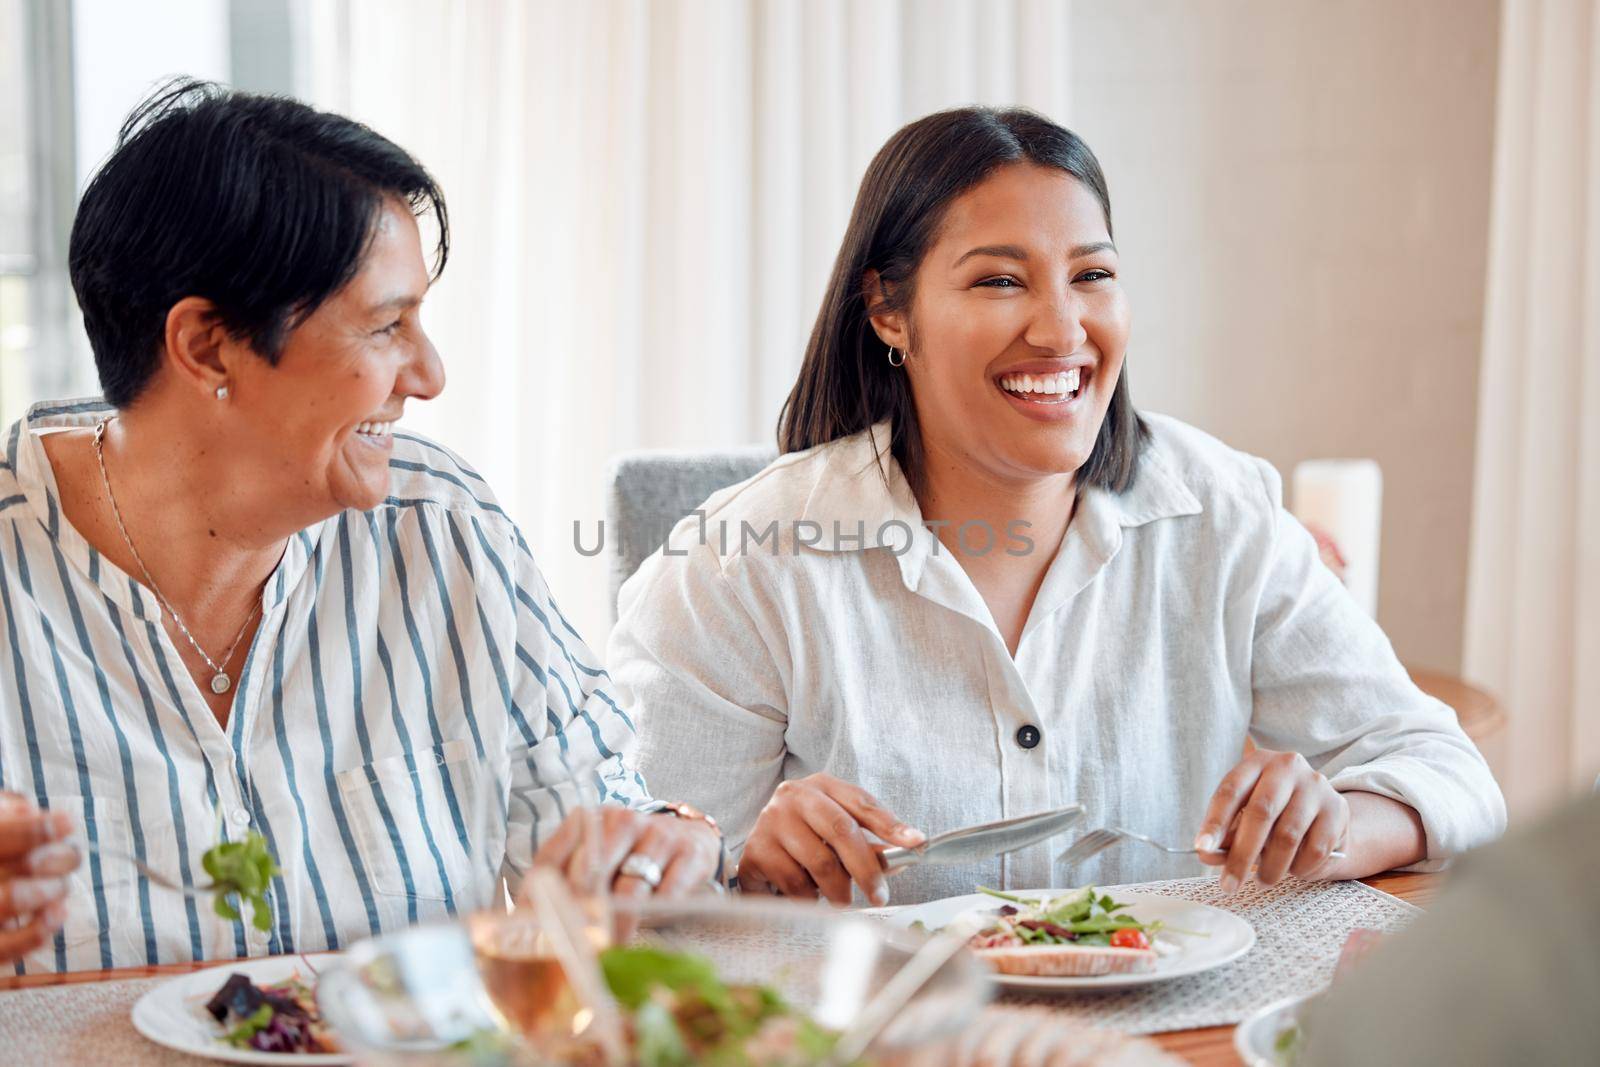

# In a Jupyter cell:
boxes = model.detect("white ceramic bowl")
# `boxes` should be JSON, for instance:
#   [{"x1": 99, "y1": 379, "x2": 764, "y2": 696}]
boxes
[{"x1": 1233, "y1": 991, "x2": 1319, "y2": 1067}]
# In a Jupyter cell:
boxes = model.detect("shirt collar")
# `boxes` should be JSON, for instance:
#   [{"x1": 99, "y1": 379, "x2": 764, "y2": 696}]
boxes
[
  {"x1": 796, "y1": 423, "x2": 923, "y2": 553},
  {"x1": 796, "y1": 420, "x2": 1203, "y2": 548},
  {"x1": 794, "y1": 419, "x2": 1203, "y2": 631},
  {"x1": 1023, "y1": 440, "x2": 1202, "y2": 635},
  {"x1": 9, "y1": 396, "x2": 320, "y2": 615}
]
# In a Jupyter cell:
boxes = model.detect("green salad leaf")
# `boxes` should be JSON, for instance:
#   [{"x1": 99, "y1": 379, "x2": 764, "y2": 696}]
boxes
[
  {"x1": 974, "y1": 885, "x2": 1190, "y2": 945},
  {"x1": 598, "y1": 946, "x2": 848, "y2": 1067},
  {"x1": 202, "y1": 829, "x2": 281, "y2": 932},
  {"x1": 600, "y1": 945, "x2": 730, "y2": 1012},
  {"x1": 223, "y1": 1003, "x2": 274, "y2": 1047},
  {"x1": 1274, "y1": 1023, "x2": 1303, "y2": 1065}
]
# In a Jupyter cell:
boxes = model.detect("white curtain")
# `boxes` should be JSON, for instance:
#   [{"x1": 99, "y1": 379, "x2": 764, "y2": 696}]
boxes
[
  {"x1": 1464, "y1": 0, "x2": 1600, "y2": 817},
  {"x1": 304, "y1": 0, "x2": 1071, "y2": 642}
]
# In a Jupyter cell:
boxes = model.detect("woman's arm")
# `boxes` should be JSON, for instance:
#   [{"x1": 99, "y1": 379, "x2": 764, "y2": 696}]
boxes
[
  {"x1": 606, "y1": 534, "x2": 791, "y2": 860},
  {"x1": 1199, "y1": 461, "x2": 1505, "y2": 888},
  {"x1": 608, "y1": 540, "x2": 923, "y2": 905},
  {"x1": 1195, "y1": 751, "x2": 1430, "y2": 890},
  {"x1": 1332, "y1": 789, "x2": 1427, "y2": 876},
  {"x1": 499, "y1": 527, "x2": 718, "y2": 901}
]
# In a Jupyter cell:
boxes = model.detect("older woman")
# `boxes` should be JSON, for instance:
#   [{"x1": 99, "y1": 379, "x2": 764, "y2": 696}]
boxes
[
  {"x1": 610, "y1": 107, "x2": 1505, "y2": 907},
  {"x1": 0, "y1": 82, "x2": 718, "y2": 973}
]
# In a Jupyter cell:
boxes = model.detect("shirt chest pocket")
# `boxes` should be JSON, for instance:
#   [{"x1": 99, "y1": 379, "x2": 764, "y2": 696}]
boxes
[
  {"x1": 335, "y1": 739, "x2": 481, "y2": 903},
  {"x1": 51, "y1": 795, "x2": 139, "y2": 948}
]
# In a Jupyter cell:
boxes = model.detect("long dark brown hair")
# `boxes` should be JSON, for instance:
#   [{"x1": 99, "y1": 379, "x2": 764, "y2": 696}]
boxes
[{"x1": 777, "y1": 106, "x2": 1146, "y2": 494}]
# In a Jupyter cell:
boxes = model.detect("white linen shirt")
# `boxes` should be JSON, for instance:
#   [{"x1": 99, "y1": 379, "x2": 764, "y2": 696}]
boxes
[
  {"x1": 610, "y1": 416, "x2": 1506, "y2": 905},
  {"x1": 0, "y1": 399, "x2": 650, "y2": 974}
]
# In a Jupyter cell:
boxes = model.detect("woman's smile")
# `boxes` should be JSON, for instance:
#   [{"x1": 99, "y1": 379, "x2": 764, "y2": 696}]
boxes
[
  {"x1": 350, "y1": 417, "x2": 398, "y2": 450},
  {"x1": 994, "y1": 360, "x2": 1095, "y2": 422}
]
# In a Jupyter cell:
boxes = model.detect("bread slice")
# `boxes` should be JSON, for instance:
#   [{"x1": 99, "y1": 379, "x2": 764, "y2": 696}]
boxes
[{"x1": 976, "y1": 944, "x2": 1157, "y2": 977}]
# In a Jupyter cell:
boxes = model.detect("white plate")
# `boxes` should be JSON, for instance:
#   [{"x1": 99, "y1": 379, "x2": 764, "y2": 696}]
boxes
[
  {"x1": 885, "y1": 888, "x2": 1255, "y2": 991},
  {"x1": 131, "y1": 954, "x2": 350, "y2": 1065}
]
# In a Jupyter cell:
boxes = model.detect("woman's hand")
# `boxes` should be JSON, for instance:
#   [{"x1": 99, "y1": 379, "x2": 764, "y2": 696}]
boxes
[
  {"x1": 0, "y1": 793, "x2": 79, "y2": 962},
  {"x1": 532, "y1": 805, "x2": 722, "y2": 907},
  {"x1": 1194, "y1": 749, "x2": 1350, "y2": 892},
  {"x1": 736, "y1": 774, "x2": 924, "y2": 907}
]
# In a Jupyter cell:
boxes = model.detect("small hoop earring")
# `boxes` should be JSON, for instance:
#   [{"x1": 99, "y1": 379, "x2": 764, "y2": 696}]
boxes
[
  {"x1": 887, "y1": 345, "x2": 905, "y2": 367},
  {"x1": 215, "y1": 384, "x2": 230, "y2": 400}
]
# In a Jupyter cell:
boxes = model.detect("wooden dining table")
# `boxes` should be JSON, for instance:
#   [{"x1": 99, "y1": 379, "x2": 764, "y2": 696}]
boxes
[{"x1": 1, "y1": 870, "x2": 1439, "y2": 1066}]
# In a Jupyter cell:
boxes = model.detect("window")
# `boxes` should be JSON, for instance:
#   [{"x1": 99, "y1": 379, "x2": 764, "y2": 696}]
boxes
[
  {"x1": 0, "y1": 0, "x2": 35, "y2": 427},
  {"x1": 2, "y1": 0, "x2": 93, "y2": 426},
  {"x1": 0, "y1": 0, "x2": 292, "y2": 425}
]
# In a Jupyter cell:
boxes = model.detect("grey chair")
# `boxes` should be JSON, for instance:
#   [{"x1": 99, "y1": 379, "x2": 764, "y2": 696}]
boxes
[{"x1": 604, "y1": 445, "x2": 776, "y2": 620}]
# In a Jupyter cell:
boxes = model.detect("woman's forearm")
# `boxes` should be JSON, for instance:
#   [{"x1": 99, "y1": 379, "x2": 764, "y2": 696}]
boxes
[{"x1": 1325, "y1": 790, "x2": 1428, "y2": 879}]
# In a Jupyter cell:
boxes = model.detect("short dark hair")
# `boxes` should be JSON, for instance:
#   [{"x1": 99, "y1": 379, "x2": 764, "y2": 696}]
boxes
[
  {"x1": 777, "y1": 106, "x2": 1146, "y2": 494},
  {"x1": 69, "y1": 79, "x2": 449, "y2": 408}
]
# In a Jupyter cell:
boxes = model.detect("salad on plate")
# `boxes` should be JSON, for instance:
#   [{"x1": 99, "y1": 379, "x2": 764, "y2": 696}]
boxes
[
  {"x1": 205, "y1": 968, "x2": 340, "y2": 1055},
  {"x1": 932, "y1": 886, "x2": 1186, "y2": 977}
]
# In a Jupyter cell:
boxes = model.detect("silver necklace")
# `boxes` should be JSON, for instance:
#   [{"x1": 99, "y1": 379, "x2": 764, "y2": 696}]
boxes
[{"x1": 93, "y1": 419, "x2": 259, "y2": 696}]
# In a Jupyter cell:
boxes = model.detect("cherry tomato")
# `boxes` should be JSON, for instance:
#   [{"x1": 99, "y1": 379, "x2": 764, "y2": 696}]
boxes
[{"x1": 1110, "y1": 928, "x2": 1150, "y2": 950}]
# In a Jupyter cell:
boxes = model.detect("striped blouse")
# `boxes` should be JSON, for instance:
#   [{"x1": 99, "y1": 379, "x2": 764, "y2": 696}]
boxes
[{"x1": 0, "y1": 399, "x2": 651, "y2": 974}]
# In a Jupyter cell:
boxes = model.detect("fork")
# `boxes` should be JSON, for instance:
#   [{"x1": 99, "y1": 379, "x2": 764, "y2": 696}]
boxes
[
  {"x1": 1055, "y1": 826, "x2": 1346, "y2": 870},
  {"x1": 67, "y1": 835, "x2": 217, "y2": 899}
]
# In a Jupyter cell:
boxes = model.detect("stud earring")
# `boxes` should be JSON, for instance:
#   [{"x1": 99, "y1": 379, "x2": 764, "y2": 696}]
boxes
[
  {"x1": 215, "y1": 384, "x2": 230, "y2": 400},
  {"x1": 887, "y1": 345, "x2": 905, "y2": 367}
]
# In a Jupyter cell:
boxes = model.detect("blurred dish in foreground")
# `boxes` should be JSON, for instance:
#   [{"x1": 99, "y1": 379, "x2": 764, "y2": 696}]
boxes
[
  {"x1": 317, "y1": 895, "x2": 991, "y2": 1065},
  {"x1": 884, "y1": 1004, "x2": 1185, "y2": 1067}
]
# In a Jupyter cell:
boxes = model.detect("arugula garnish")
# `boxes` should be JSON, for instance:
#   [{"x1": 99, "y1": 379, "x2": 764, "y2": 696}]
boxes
[
  {"x1": 201, "y1": 829, "x2": 280, "y2": 932},
  {"x1": 974, "y1": 885, "x2": 1195, "y2": 945}
]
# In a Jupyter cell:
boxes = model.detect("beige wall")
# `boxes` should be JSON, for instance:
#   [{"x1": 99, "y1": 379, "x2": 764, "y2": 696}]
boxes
[{"x1": 1067, "y1": 0, "x2": 1500, "y2": 673}]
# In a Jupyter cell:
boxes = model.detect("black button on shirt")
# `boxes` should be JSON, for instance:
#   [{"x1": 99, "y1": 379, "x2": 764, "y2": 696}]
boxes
[{"x1": 1015, "y1": 724, "x2": 1042, "y2": 749}]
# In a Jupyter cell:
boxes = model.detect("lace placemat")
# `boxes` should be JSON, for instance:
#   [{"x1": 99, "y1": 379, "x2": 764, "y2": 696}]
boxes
[
  {"x1": 985, "y1": 876, "x2": 1422, "y2": 1034},
  {"x1": 0, "y1": 976, "x2": 213, "y2": 1066},
  {"x1": 0, "y1": 876, "x2": 1419, "y2": 1063}
]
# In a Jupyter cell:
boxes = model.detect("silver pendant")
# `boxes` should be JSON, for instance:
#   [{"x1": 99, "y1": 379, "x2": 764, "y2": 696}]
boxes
[{"x1": 210, "y1": 673, "x2": 232, "y2": 695}]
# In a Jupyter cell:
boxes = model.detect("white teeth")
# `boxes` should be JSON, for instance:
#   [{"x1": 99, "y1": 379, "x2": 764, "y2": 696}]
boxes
[
  {"x1": 355, "y1": 421, "x2": 394, "y2": 437},
  {"x1": 999, "y1": 369, "x2": 1083, "y2": 397}
]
